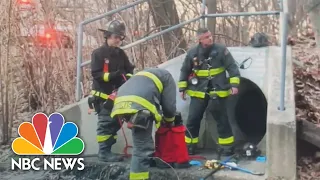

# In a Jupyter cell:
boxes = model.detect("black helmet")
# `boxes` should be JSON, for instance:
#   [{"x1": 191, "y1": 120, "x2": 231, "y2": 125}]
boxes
[
  {"x1": 241, "y1": 142, "x2": 261, "y2": 158},
  {"x1": 99, "y1": 20, "x2": 126, "y2": 39},
  {"x1": 249, "y1": 32, "x2": 269, "y2": 47}
]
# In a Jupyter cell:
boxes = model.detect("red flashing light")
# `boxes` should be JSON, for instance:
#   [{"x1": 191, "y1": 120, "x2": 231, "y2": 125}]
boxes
[
  {"x1": 45, "y1": 33, "x2": 52, "y2": 39},
  {"x1": 18, "y1": 0, "x2": 31, "y2": 4}
]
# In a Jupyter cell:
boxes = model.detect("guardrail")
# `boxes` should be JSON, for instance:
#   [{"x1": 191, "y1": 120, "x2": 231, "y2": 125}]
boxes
[{"x1": 75, "y1": 0, "x2": 288, "y2": 112}]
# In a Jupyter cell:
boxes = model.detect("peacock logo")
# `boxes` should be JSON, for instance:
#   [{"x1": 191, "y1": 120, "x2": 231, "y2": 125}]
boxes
[{"x1": 12, "y1": 112, "x2": 85, "y2": 155}]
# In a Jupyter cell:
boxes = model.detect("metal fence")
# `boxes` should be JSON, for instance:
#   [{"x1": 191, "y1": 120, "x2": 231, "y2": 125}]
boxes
[{"x1": 75, "y1": 0, "x2": 288, "y2": 111}]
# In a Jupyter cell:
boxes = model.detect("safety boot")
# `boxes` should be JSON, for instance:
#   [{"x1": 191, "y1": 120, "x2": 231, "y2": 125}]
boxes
[
  {"x1": 217, "y1": 145, "x2": 234, "y2": 160},
  {"x1": 98, "y1": 142, "x2": 124, "y2": 162},
  {"x1": 187, "y1": 144, "x2": 196, "y2": 155}
]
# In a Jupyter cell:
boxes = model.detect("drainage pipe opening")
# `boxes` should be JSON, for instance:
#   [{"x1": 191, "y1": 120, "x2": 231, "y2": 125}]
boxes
[{"x1": 234, "y1": 78, "x2": 267, "y2": 144}]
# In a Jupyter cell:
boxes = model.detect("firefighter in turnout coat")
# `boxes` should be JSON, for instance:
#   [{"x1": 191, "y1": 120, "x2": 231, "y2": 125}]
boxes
[
  {"x1": 90, "y1": 20, "x2": 134, "y2": 162},
  {"x1": 111, "y1": 68, "x2": 177, "y2": 180},
  {"x1": 178, "y1": 28, "x2": 240, "y2": 156}
]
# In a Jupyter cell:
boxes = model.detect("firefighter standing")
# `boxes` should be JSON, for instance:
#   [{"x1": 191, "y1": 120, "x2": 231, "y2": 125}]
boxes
[
  {"x1": 111, "y1": 68, "x2": 177, "y2": 180},
  {"x1": 178, "y1": 28, "x2": 240, "y2": 156},
  {"x1": 90, "y1": 20, "x2": 134, "y2": 162}
]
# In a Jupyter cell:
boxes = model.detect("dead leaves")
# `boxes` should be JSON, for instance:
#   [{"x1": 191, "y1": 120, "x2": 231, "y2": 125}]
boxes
[
  {"x1": 293, "y1": 35, "x2": 320, "y2": 180},
  {"x1": 293, "y1": 42, "x2": 320, "y2": 124}
]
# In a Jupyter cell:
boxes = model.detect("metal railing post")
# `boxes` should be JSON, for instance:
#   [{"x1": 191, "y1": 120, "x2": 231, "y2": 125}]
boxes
[
  {"x1": 75, "y1": 24, "x2": 84, "y2": 101},
  {"x1": 75, "y1": 0, "x2": 148, "y2": 101},
  {"x1": 278, "y1": 12, "x2": 289, "y2": 111},
  {"x1": 200, "y1": 0, "x2": 206, "y2": 28}
]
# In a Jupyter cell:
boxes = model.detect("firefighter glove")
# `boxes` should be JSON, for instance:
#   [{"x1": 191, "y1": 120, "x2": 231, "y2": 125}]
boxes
[{"x1": 109, "y1": 70, "x2": 123, "y2": 80}]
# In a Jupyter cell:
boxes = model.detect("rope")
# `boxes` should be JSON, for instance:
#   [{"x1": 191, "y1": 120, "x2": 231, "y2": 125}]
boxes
[{"x1": 117, "y1": 117, "x2": 133, "y2": 157}]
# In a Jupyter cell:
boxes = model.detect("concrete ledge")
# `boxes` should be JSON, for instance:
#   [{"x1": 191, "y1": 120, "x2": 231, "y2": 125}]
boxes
[{"x1": 266, "y1": 46, "x2": 297, "y2": 180}]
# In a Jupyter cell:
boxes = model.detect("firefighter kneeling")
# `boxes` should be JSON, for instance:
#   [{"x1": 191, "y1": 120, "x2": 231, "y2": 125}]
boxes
[{"x1": 111, "y1": 68, "x2": 189, "y2": 180}]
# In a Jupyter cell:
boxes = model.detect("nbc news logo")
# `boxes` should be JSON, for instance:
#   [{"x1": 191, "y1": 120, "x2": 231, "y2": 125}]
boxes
[{"x1": 11, "y1": 113, "x2": 85, "y2": 171}]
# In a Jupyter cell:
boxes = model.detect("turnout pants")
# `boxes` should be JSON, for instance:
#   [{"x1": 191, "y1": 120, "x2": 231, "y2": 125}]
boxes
[
  {"x1": 96, "y1": 102, "x2": 121, "y2": 147},
  {"x1": 126, "y1": 113, "x2": 154, "y2": 180},
  {"x1": 185, "y1": 96, "x2": 234, "y2": 147}
]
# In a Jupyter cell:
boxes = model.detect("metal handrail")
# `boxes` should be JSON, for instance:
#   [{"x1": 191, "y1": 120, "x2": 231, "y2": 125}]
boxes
[{"x1": 75, "y1": 0, "x2": 288, "y2": 112}]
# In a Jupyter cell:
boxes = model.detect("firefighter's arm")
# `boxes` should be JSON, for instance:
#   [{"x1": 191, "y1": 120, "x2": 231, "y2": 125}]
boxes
[
  {"x1": 178, "y1": 53, "x2": 193, "y2": 92},
  {"x1": 223, "y1": 47, "x2": 241, "y2": 87},
  {"x1": 91, "y1": 50, "x2": 107, "y2": 82},
  {"x1": 122, "y1": 50, "x2": 134, "y2": 78},
  {"x1": 91, "y1": 50, "x2": 121, "y2": 82},
  {"x1": 161, "y1": 73, "x2": 177, "y2": 123}
]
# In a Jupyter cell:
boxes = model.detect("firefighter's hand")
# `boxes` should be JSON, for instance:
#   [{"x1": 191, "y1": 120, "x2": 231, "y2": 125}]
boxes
[
  {"x1": 180, "y1": 91, "x2": 187, "y2": 100},
  {"x1": 109, "y1": 70, "x2": 123, "y2": 80},
  {"x1": 231, "y1": 87, "x2": 239, "y2": 95}
]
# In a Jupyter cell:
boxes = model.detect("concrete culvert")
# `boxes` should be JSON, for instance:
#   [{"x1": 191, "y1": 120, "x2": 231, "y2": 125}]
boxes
[{"x1": 234, "y1": 78, "x2": 267, "y2": 144}]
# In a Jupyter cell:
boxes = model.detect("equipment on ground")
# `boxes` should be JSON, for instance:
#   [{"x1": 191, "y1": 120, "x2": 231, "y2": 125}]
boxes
[
  {"x1": 154, "y1": 112, "x2": 190, "y2": 169},
  {"x1": 240, "y1": 142, "x2": 261, "y2": 159},
  {"x1": 201, "y1": 154, "x2": 238, "y2": 180},
  {"x1": 218, "y1": 161, "x2": 265, "y2": 176}
]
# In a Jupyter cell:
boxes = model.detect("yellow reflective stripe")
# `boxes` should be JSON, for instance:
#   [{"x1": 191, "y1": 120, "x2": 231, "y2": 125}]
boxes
[
  {"x1": 129, "y1": 172, "x2": 149, "y2": 180},
  {"x1": 111, "y1": 109, "x2": 139, "y2": 118},
  {"x1": 218, "y1": 136, "x2": 235, "y2": 145},
  {"x1": 209, "y1": 90, "x2": 231, "y2": 97},
  {"x1": 112, "y1": 95, "x2": 162, "y2": 122},
  {"x1": 114, "y1": 135, "x2": 117, "y2": 139},
  {"x1": 91, "y1": 90, "x2": 109, "y2": 99},
  {"x1": 230, "y1": 77, "x2": 240, "y2": 84},
  {"x1": 96, "y1": 135, "x2": 112, "y2": 142},
  {"x1": 185, "y1": 136, "x2": 199, "y2": 144},
  {"x1": 186, "y1": 90, "x2": 206, "y2": 98},
  {"x1": 178, "y1": 81, "x2": 187, "y2": 88},
  {"x1": 135, "y1": 71, "x2": 163, "y2": 93},
  {"x1": 195, "y1": 67, "x2": 225, "y2": 77},
  {"x1": 155, "y1": 122, "x2": 160, "y2": 129},
  {"x1": 103, "y1": 73, "x2": 110, "y2": 82},
  {"x1": 126, "y1": 73, "x2": 133, "y2": 77},
  {"x1": 164, "y1": 116, "x2": 175, "y2": 122}
]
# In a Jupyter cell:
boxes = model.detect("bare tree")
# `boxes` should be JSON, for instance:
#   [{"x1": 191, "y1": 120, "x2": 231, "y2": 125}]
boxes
[
  {"x1": 305, "y1": 0, "x2": 320, "y2": 47},
  {"x1": 148, "y1": 0, "x2": 187, "y2": 59}
]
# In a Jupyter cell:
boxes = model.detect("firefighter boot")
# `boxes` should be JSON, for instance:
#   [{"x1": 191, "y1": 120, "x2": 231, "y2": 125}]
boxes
[
  {"x1": 187, "y1": 144, "x2": 197, "y2": 155},
  {"x1": 217, "y1": 145, "x2": 234, "y2": 160},
  {"x1": 98, "y1": 140, "x2": 124, "y2": 162}
]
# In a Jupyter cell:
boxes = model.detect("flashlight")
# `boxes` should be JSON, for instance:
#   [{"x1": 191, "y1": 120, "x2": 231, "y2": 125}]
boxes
[{"x1": 190, "y1": 77, "x2": 198, "y2": 85}]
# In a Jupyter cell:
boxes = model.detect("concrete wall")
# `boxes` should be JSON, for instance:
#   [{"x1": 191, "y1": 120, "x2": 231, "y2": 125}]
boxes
[
  {"x1": 266, "y1": 47, "x2": 297, "y2": 180},
  {"x1": 57, "y1": 46, "x2": 296, "y2": 179}
]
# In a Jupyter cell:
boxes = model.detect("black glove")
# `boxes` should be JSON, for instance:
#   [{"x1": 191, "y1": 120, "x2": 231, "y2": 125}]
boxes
[
  {"x1": 109, "y1": 70, "x2": 123, "y2": 81},
  {"x1": 174, "y1": 112, "x2": 183, "y2": 126}
]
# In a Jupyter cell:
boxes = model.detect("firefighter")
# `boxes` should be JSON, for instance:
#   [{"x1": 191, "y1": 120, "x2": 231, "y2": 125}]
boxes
[
  {"x1": 110, "y1": 67, "x2": 177, "y2": 180},
  {"x1": 90, "y1": 19, "x2": 134, "y2": 162},
  {"x1": 178, "y1": 28, "x2": 240, "y2": 156}
]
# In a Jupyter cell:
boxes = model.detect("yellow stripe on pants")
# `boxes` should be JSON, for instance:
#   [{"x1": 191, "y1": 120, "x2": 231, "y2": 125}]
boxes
[{"x1": 129, "y1": 172, "x2": 149, "y2": 180}]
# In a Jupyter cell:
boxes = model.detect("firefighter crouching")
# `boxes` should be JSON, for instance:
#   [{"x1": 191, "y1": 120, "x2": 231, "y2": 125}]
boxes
[
  {"x1": 178, "y1": 28, "x2": 240, "y2": 156},
  {"x1": 89, "y1": 20, "x2": 134, "y2": 162},
  {"x1": 110, "y1": 68, "x2": 177, "y2": 180}
]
